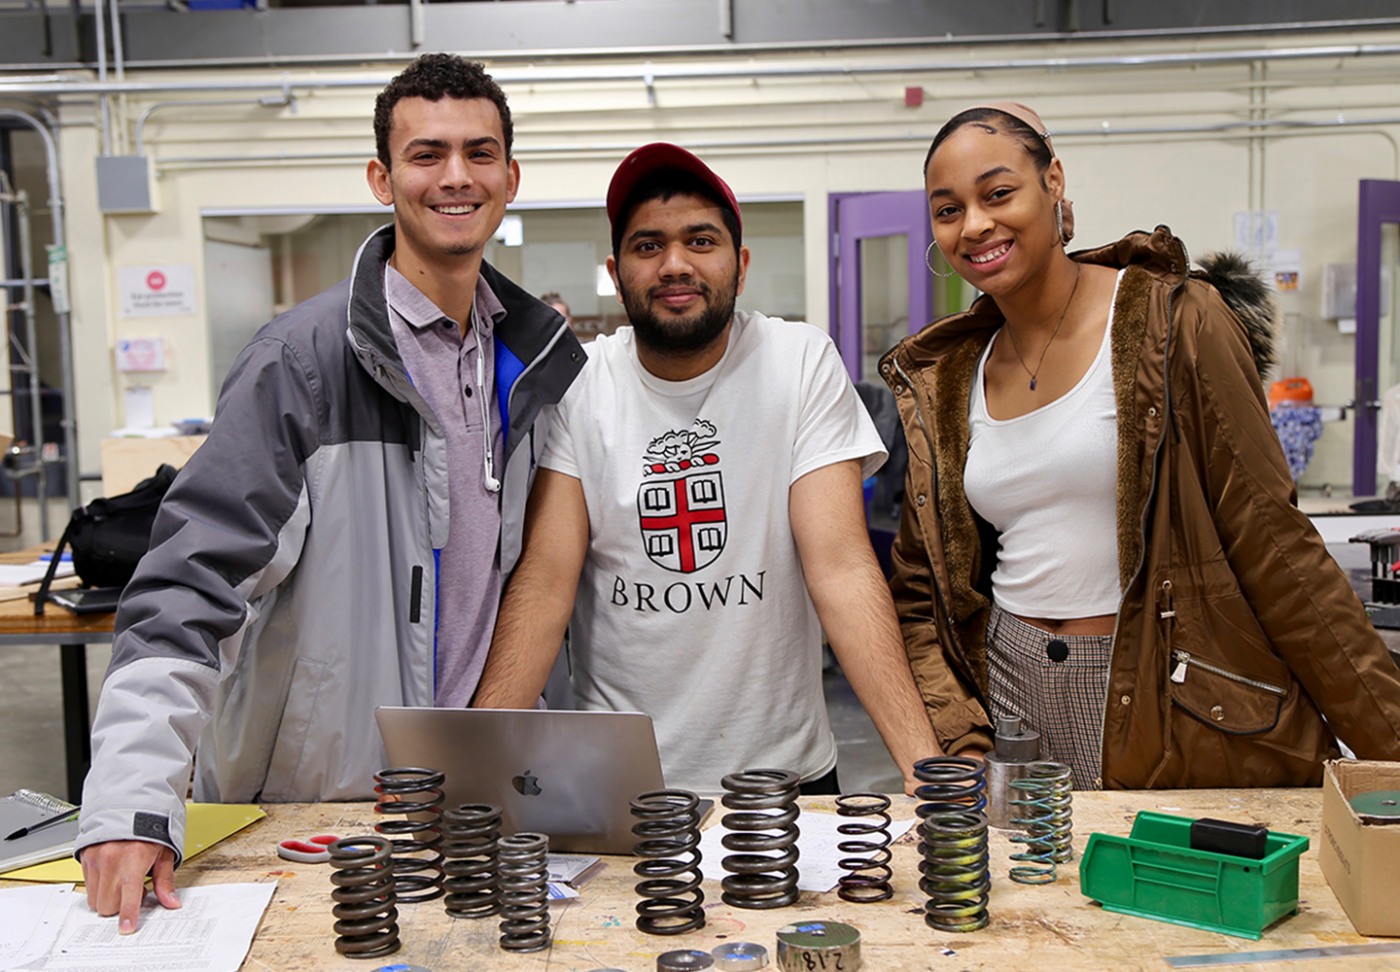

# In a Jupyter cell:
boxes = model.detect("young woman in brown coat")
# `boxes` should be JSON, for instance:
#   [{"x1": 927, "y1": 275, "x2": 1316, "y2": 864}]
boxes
[{"x1": 881, "y1": 103, "x2": 1400, "y2": 789}]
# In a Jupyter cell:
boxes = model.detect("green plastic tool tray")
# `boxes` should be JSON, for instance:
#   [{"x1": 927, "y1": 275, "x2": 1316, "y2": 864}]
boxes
[{"x1": 1079, "y1": 810, "x2": 1309, "y2": 939}]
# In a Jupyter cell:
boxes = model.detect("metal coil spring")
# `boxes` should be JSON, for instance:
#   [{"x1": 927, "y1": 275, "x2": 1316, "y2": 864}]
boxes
[
  {"x1": 327, "y1": 835, "x2": 400, "y2": 959},
  {"x1": 1008, "y1": 761, "x2": 1074, "y2": 885},
  {"x1": 630, "y1": 788, "x2": 706, "y2": 935},
  {"x1": 835, "y1": 792, "x2": 893, "y2": 903},
  {"x1": 373, "y1": 766, "x2": 446, "y2": 904},
  {"x1": 497, "y1": 831, "x2": 551, "y2": 953},
  {"x1": 719, "y1": 768, "x2": 800, "y2": 910},
  {"x1": 441, "y1": 803, "x2": 503, "y2": 919},
  {"x1": 914, "y1": 756, "x2": 990, "y2": 933}
]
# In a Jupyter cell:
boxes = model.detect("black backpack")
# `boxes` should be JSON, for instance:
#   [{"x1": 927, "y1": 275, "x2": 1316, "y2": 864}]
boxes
[{"x1": 34, "y1": 464, "x2": 178, "y2": 615}]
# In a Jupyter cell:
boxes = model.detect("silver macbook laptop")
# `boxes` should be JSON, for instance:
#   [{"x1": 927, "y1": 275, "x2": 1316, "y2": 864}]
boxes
[{"x1": 374, "y1": 707, "x2": 666, "y2": 855}]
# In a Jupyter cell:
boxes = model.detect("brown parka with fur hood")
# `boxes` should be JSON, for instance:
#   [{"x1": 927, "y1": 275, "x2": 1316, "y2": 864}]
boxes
[{"x1": 880, "y1": 226, "x2": 1400, "y2": 788}]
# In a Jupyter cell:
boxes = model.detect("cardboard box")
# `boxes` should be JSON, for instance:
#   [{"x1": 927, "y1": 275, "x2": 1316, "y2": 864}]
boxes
[{"x1": 1319, "y1": 759, "x2": 1400, "y2": 937}]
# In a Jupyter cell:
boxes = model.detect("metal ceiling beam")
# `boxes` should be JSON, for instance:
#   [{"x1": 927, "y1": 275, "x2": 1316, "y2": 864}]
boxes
[{"x1": 2, "y1": 0, "x2": 1400, "y2": 72}]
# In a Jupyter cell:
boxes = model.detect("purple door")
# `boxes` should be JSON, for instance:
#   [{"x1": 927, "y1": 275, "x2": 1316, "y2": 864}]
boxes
[
  {"x1": 1353, "y1": 179, "x2": 1400, "y2": 494},
  {"x1": 828, "y1": 190, "x2": 932, "y2": 382}
]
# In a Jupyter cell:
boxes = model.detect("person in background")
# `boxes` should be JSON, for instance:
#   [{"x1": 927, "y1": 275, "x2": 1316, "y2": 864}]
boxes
[
  {"x1": 76, "y1": 53, "x2": 584, "y2": 932},
  {"x1": 474, "y1": 143, "x2": 946, "y2": 793},
  {"x1": 884, "y1": 102, "x2": 1400, "y2": 790},
  {"x1": 540, "y1": 290, "x2": 571, "y2": 326}
]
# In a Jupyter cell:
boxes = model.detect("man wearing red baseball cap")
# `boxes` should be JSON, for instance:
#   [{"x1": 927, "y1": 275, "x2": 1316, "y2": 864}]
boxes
[{"x1": 475, "y1": 143, "x2": 945, "y2": 794}]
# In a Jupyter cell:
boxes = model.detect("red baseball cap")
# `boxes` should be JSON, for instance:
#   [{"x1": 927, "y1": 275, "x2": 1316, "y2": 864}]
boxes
[{"x1": 606, "y1": 142, "x2": 743, "y2": 240}]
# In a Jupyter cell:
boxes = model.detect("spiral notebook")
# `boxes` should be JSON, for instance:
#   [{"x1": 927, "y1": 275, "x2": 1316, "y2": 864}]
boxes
[{"x1": 0, "y1": 789, "x2": 79, "y2": 874}]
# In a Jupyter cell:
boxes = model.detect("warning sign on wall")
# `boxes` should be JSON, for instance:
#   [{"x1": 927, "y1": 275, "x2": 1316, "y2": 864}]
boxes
[{"x1": 119, "y1": 264, "x2": 198, "y2": 317}]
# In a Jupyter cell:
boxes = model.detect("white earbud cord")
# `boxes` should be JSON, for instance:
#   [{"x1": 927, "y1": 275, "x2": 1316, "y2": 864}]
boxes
[{"x1": 471, "y1": 305, "x2": 501, "y2": 493}]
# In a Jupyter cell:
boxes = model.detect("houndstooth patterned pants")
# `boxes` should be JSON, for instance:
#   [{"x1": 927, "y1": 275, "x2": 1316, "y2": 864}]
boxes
[{"x1": 986, "y1": 603, "x2": 1113, "y2": 790}]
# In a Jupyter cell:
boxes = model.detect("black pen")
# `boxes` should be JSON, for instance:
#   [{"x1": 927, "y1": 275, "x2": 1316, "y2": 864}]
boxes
[{"x1": 4, "y1": 807, "x2": 79, "y2": 841}]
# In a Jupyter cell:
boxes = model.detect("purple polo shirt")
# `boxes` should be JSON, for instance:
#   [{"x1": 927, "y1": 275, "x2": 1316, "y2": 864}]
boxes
[{"x1": 385, "y1": 266, "x2": 504, "y2": 706}]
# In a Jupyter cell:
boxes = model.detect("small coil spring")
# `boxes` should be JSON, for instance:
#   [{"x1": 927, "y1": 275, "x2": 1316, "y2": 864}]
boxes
[
  {"x1": 915, "y1": 756, "x2": 990, "y2": 933},
  {"x1": 327, "y1": 835, "x2": 400, "y2": 959},
  {"x1": 1008, "y1": 761, "x2": 1074, "y2": 885},
  {"x1": 373, "y1": 766, "x2": 446, "y2": 903},
  {"x1": 497, "y1": 831, "x2": 551, "y2": 953},
  {"x1": 630, "y1": 788, "x2": 706, "y2": 935},
  {"x1": 835, "y1": 792, "x2": 893, "y2": 903},
  {"x1": 719, "y1": 768, "x2": 800, "y2": 910},
  {"x1": 441, "y1": 803, "x2": 503, "y2": 918}
]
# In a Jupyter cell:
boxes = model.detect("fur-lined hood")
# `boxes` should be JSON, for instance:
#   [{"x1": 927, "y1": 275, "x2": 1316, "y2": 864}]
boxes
[{"x1": 1192, "y1": 251, "x2": 1277, "y2": 379}]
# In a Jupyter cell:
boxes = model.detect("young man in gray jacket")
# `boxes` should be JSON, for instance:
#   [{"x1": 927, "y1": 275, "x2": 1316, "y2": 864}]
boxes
[{"x1": 77, "y1": 54, "x2": 584, "y2": 932}]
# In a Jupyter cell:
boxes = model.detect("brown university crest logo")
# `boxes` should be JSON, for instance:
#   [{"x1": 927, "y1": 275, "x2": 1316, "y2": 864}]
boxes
[{"x1": 637, "y1": 421, "x2": 727, "y2": 573}]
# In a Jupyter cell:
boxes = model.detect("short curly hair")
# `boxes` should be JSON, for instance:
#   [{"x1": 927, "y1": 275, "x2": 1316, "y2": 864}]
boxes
[{"x1": 374, "y1": 54, "x2": 513, "y2": 168}]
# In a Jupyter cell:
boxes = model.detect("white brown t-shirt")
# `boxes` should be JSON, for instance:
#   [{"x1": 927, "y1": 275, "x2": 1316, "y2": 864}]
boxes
[{"x1": 539, "y1": 310, "x2": 886, "y2": 792}]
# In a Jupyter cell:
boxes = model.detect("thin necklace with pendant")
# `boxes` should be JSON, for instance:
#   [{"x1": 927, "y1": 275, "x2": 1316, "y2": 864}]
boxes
[{"x1": 1005, "y1": 263, "x2": 1083, "y2": 391}]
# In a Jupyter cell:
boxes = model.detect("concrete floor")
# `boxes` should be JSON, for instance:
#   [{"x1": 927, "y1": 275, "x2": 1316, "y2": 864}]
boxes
[{"x1": 0, "y1": 644, "x2": 900, "y2": 804}]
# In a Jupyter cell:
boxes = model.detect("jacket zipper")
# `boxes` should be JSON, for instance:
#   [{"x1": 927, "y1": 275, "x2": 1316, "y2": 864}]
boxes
[
  {"x1": 1169, "y1": 650, "x2": 1287, "y2": 696},
  {"x1": 1103, "y1": 263, "x2": 1184, "y2": 786}
]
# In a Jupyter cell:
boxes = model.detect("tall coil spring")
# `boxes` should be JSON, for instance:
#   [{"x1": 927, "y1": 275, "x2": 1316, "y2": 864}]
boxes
[
  {"x1": 914, "y1": 756, "x2": 990, "y2": 933},
  {"x1": 441, "y1": 803, "x2": 503, "y2": 918},
  {"x1": 835, "y1": 792, "x2": 893, "y2": 903},
  {"x1": 719, "y1": 768, "x2": 800, "y2": 910},
  {"x1": 1008, "y1": 761, "x2": 1073, "y2": 885},
  {"x1": 373, "y1": 766, "x2": 446, "y2": 903},
  {"x1": 327, "y1": 835, "x2": 400, "y2": 959},
  {"x1": 630, "y1": 788, "x2": 706, "y2": 935},
  {"x1": 497, "y1": 832, "x2": 551, "y2": 953}
]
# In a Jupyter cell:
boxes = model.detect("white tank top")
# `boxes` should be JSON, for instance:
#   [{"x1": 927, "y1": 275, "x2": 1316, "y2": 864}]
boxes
[{"x1": 964, "y1": 273, "x2": 1123, "y2": 618}]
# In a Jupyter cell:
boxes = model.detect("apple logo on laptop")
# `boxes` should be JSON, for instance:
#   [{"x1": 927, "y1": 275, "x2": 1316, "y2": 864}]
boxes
[{"x1": 512, "y1": 770, "x2": 542, "y2": 796}]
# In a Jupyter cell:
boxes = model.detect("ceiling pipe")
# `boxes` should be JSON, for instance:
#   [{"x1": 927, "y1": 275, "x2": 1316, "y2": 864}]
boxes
[
  {"x1": 133, "y1": 88, "x2": 294, "y2": 154},
  {"x1": 408, "y1": 0, "x2": 424, "y2": 50},
  {"x1": 5, "y1": 14, "x2": 1399, "y2": 74},
  {"x1": 148, "y1": 112, "x2": 1400, "y2": 170},
  {"x1": 4, "y1": 39, "x2": 1400, "y2": 97},
  {"x1": 91, "y1": 0, "x2": 111, "y2": 153}
]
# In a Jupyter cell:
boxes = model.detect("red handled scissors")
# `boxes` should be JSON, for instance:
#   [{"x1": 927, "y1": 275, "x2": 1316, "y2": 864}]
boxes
[{"x1": 276, "y1": 834, "x2": 340, "y2": 863}]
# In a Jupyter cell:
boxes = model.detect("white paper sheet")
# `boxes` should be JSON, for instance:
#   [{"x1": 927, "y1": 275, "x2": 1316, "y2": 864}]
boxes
[
  {"x1": 0, "y1": 885, "x2": 75, "y2": 970},
  {"x1": 4, "y1": 882, "x2": 275, "y2": 972},
  {"x1": 0, "y1": 561, "x2": 75, "y2": 587},
  {"x1": 698, "y1": 809, "x2": 917, "y2": 893}
]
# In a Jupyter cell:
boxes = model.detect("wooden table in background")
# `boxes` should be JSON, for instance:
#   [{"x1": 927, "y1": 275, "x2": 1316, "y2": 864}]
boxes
[
  {"x1": 0, "y1": 547, "x2": 115, "y2": 801},
  {"x1": 130, "y1": 789, "x2": 1390, "y2": 972}
]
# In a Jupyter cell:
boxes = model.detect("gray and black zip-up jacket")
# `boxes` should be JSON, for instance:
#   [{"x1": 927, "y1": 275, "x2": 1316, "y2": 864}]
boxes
[{"x1": 77, "y1": 225, "x2": 584, "y2": 861}]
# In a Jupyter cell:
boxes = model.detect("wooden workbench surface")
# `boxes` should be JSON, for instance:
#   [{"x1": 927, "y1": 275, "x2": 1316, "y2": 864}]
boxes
[{"x1": 152, "y1": 789, "x2": 1390, "y2": 971}]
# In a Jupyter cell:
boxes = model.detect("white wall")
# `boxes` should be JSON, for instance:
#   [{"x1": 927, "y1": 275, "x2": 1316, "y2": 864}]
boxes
[{"x1": 41, "y1": 27, "x2": 1400, "y2": 494}]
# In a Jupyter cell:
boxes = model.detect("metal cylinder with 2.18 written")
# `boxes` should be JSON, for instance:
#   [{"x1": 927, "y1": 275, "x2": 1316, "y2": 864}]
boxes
[{"x1": 775, "y1": 920, "x2": 861, "y2": 971}]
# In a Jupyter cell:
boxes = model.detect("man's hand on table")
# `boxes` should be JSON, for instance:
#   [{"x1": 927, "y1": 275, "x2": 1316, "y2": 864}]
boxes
[{"x1": 80, "y1": 840, "x2": 180, "y2": 934}]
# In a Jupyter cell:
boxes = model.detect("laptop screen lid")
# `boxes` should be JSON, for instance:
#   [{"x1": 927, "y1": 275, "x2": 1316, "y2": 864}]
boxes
[{"x1": 374, "y1": 707, "x2": 665, "y2": 855}]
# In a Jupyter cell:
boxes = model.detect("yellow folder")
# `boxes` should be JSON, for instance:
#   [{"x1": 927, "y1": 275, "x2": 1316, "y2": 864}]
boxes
[{"x1": 1, "y1": 803, "x2": 265, "y2": 883}]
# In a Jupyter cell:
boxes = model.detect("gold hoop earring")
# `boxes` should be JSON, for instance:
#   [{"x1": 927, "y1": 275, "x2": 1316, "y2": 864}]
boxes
[{"x1": 925, "y1": 241, "x2": 957, "y2": 279}]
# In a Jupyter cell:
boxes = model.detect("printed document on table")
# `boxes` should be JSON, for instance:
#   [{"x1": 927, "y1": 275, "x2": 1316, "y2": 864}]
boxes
[
  {"x1": 0, "y1": 884, "x2": 75, "y2": 970},
  {"x1": 697, "y1": 808, "x2": 917, "y2": 893},
  {"x1": 4, "y1": 882, "x2": 275, "y2": 972}
]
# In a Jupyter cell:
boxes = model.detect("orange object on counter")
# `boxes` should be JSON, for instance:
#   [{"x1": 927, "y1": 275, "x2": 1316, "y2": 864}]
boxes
[{"x1": 1269, "y1": 377, "x2": 1314, "y2": 408}]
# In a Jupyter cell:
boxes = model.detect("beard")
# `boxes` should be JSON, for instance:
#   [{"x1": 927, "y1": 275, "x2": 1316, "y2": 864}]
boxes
[{"x1": 619, "y1": 273, "x2": 738, "y2": 356}]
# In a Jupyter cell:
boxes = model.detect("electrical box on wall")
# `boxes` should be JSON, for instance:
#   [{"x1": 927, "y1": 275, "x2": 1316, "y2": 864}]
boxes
[
  {"x1": 1322, "y1": 263, "x2": 1356, "y2": 320},
  {"x1": 1325, "y1": 261, "x2": 1393, "y2": 323},
  {"x1": 97, "y1": 155, "x2": 157, "y2": 214}
]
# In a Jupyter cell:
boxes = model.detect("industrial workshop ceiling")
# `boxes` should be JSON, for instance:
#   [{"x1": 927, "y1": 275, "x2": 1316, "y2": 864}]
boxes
[{"x1": 1, "y1": 0, "x2": 1400, "y2": 70}]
